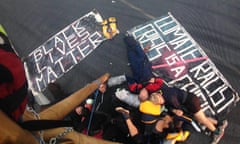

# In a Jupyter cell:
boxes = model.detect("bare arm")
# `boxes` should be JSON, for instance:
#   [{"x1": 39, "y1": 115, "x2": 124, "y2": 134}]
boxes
[
  {"x1": 0, "y1": 110, "x2": 38, "y2": 144},
  {"x1": 125, "y1": 118, "x2": 139, "y2": 137}
]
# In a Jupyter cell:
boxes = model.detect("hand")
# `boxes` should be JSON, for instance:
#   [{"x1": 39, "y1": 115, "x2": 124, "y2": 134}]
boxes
[
  {"x1": 148, "y1": 77, "x2": 155, "y2": 83},
  {"x1": 143, "y1": 44, "x2": 151, "y2": 52},
  {"x1": 172, "y1": 109, "x2": 183, "y2": 116},
  {"x1": 139, "y1": 88, "x2": 149, "y2": 101}
]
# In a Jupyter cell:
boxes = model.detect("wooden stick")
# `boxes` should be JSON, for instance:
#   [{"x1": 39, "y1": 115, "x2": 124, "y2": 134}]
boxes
[
  {"x1": 22, "y1": 73, "x2": 120, "y2": 144},
  {"x1": 23, "y1": 73, "x2": 110, "y2": 121}
]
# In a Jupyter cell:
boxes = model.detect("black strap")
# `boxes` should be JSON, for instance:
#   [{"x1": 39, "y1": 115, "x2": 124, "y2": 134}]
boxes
[{"x1": 21, "y1": 120, "x2": 73, "y2": 131}]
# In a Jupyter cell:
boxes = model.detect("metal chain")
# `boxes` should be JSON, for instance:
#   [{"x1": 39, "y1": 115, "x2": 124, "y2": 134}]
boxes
[
  {"x1": 26, "y1": 105, "x2": 46, "y2": 144},
  {"x1": 26, "y1": 105, "x2": 40, "y2": 120},
  {"x1": 49, "y1": 127, "x2": 74, "y2": 144},
  {"x1": 27, "y1": 106, "x2": 74, "y2": 144}
]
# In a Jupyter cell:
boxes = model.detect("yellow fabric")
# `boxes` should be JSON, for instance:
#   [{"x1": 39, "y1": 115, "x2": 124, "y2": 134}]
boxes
[
  {"x1": 0, "y1": 24, "x2": 8, "y2": 36},
  {"x1": 166, "y1": 130, "x2": 190, "y2": 142},
  {"x1": 139, "y1": 101, "x2": 161, "y2": 115}
]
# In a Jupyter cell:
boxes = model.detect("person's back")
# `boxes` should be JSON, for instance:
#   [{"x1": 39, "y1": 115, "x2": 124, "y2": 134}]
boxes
[
  {"x1": 0, "y1": 32, "x2": 28, "y2": 123},
  {"x1": 0, "y1": 28, "x2": 39, "y2": 144}
]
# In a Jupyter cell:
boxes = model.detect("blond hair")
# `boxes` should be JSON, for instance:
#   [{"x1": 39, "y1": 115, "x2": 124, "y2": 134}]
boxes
[{"x1": 150, "y1": 92, "x2": 160, "y2": 104}]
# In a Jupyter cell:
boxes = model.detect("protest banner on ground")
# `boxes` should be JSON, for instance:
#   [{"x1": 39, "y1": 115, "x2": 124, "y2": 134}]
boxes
[
  {"x1": 24, "y1": 10, "x2": 106, "y2": 93},
  {"x1": 127, "y1": 12, "x2": 239, "y2": 118}
]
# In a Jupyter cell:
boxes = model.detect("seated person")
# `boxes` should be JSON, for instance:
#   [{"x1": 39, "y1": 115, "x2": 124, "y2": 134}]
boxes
[
  {"x1": 68, "y1": 83, "x2": 112, "y2": 135},
  {"x1": 69, "y1": 104, "x2": 110, "y2": 136},
  {"x1": 68, "y1": 82, "x2": 133, "y2": 143}
]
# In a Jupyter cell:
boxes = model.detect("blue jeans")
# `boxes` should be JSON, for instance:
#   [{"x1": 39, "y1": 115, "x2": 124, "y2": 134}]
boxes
[{"x1": 124, "y1": 36, "x2": 153, "y2": 83}]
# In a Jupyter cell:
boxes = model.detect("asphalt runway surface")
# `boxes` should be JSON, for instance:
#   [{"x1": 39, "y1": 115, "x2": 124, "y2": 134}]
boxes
[{"x1": 0, "y1": 0, "x2": 240, "y2": 143}]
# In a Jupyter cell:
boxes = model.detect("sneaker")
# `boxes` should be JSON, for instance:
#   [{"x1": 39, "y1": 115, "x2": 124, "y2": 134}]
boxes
[
  {"x1": 107, "y1": 75, "x2": 126, "y2": 87},
  {"x1": 166, "y1": 132, "x2": 180, "y2": 140},
  {"x1": 115, "y1": 107, "x2": 130, "y2": 119},
  {"x1": 211, "y1": 131, "x2": 223, "y2": 144},
  {"x1": 218, "y1": 120, "x2": 228, "y2": 133},
  {"x1": 115, "y1": 88, "x2": 140, "y2": 108},
  {"x1": 211, "y1": 120, "x2": 228, "y2": 144},
  {"x1": 211, "y1": 130, "x2": 224, "y2": 144},
  {"x1": 174, "y1": 130, "x2": 190, "y2": 142},
  {"x1": 163, "y1": 139, "x2": 176, "y2": 144}
]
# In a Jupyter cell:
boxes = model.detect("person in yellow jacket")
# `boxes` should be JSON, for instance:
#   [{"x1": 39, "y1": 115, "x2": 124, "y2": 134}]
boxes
[
  {"x1": 140, "y1": 91, "x2": 191, "y2": 144},
  {"x1": 139, "y1": 91, "x2": 171, "y2": 136},
  {"x1": 139, "y1": 92, "x2": 164, "y2": 124},
  {"x1": 115, "y1": 92, "x2": 172, "y2": 144}
]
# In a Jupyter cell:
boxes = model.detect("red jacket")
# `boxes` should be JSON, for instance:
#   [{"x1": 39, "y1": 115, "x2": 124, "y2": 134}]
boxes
[
  {"x1": 0, "y1": 48, "x2": 28, "y2": 122},
  {"x1": 128, "y1": 77, "x2": 164, "y2": 94}
]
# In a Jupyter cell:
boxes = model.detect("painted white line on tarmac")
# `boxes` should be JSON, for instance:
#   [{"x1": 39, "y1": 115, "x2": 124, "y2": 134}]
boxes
[{"x1": 119, "y1": 0, "x2": 155, "y2": 19}]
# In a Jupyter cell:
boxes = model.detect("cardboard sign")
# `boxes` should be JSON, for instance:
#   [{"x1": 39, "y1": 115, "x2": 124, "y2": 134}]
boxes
[
  {"x1": 24, "y1": 10, "x2": 106, "y2": 92},
  {"x1": 127, "y1": 12, "x2": 239, "y2": 117}
]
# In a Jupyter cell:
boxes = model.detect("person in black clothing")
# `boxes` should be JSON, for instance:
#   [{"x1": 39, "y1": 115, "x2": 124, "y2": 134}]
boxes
[
  {"x1": 55, "y1": 83, "x2": 110, "y2": 135},
  {"x1": 115, "y1": 106, "x2": 175, "y2": 144},
  {"x1": 69, "y1": 104, "x2": 110, "y2": 136},
  {"x1": 124, "y1": 34, "x2": 228, "y2": 143},
  {"x1": 0, "y1": 32, "x2": 28, "y2": 123},
  {"x1": 66, "y1": 82, "x2": 132, "y2": 143},
  {"x1": 145, "y1": 86, "x2": 228, "y2": 143}
]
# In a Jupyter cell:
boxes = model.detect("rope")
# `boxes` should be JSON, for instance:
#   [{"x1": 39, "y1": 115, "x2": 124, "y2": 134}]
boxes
[{"x1": 86, "y1": 90, "x2": 99, "y2": 135}]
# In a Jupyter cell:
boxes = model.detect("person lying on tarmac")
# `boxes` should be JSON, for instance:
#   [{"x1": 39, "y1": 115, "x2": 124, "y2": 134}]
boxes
[
  {"x1": 139, "y1": 87, "x2": 228, "y2": 144},
  {"x1": 115, "y1": 106, "x2": 176, "y2": 144},
  {"x1": 124, "y1": 34, "x2": 228, "y2": 144}
]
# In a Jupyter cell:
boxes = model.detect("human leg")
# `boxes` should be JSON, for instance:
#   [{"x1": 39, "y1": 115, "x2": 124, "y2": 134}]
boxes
[
  {"x1": 207, "y1": 117, "x2": 218, "y2": 125},
  {"x1": 194, "y1": 109, "x2": 217, "y2": 132},
  {"x1": 184, "y1": 93, "x2": 217, "y2": 132},
  {"x1": 124, "y1": 35, "x2": 153, "y2": 83},
  {"x1": 193, "y1": 109, "x2": 228, "y2": 143},
  {"x1": 184, "y1": 93, "x2": 227, "y2": 143}
]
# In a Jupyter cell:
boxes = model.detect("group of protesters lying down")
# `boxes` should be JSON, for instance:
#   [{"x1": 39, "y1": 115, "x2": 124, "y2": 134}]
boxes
[
  {"x1": 0, "y1": 23, "x2": 228, "y2": 144},
  {"x1": 60, "y1": 34, "x2": 228, "y2": 144}
]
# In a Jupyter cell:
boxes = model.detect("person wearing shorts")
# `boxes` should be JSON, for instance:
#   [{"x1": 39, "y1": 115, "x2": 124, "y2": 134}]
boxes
[{"x1": 149, "y1": 86, "x2": 227, "y2": 143}]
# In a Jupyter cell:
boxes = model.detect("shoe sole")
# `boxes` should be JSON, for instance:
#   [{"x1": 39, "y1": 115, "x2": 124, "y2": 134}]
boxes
[
  {"x1": 211, "y1": 120, "x2": 228, "y2": 144},
  {"x1": 115, "y1": 107, "x2": 130, "y2": 114},
  {"x1": 211, "y1": 132, "x2": 224, "y2": 144}
]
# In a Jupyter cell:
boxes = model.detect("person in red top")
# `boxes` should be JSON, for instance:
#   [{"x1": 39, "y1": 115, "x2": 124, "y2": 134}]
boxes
[
  {"x1": 0, "y1": 32, "x2": 28, "y2": 123},
  {"x1": 123, "y1": 34, "x2": 228, "y2": 144}
]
